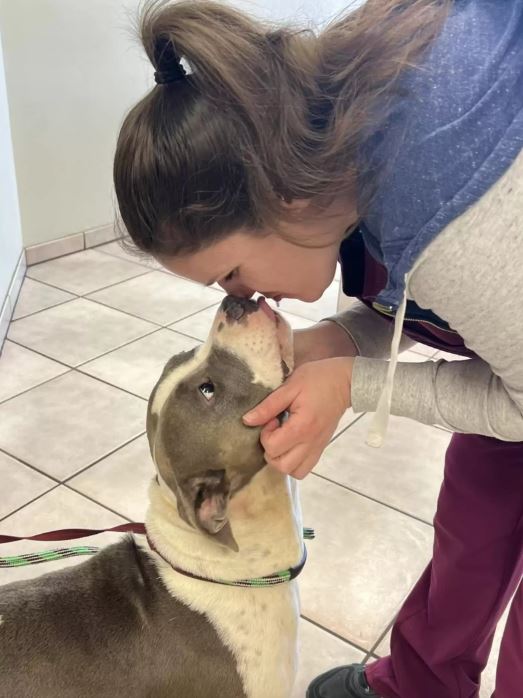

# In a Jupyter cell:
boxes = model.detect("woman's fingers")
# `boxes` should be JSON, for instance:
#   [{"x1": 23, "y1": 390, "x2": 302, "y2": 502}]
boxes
[{"x1": 242, "y1": 381, "x2": 297, "y2": 427}]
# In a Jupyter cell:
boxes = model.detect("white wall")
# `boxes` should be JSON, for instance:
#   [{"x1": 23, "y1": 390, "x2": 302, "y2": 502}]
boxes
[
  {"x1": 0, "y1": 0, "x2": 359, "y2": 248},
  {"x1": 0, "y1": 0, "x2": 151, "y2": 247},
  {"x1": 0, "y1": 27, "x2": 23, "y2": 304}
]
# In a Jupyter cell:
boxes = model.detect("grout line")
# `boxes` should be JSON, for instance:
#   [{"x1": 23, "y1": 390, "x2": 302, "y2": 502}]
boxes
[
  {"x1": 0, "y1": 433, "x2": 147, "y2": 526},
  {"x1": 70, "y1": 369, "x2": 149, "y2": 402},
  {"x1": 300, "y1": 615, "x2": 369, "y2": 656},
  {"x1": 62, "y1": 432, "x2": 147, "y2": 485},
  {"x1": 11, "y1": 296, "x2": 79, "y2": 322},
  {"x1": 69, "y1": 296, "x2": 163, "y2": 328},
  {"x1": 0, "y1": 483, "x2": 62, "y2": 524},
  {"x1": 0, "y1": 447, "x2": 62, "y2": 485},
  {"x1": 23, "y1": 275, "x2": 82, "y2": 297},
  {"x1": 79, "y1": 268, "x2": 153, "y2": 297},
  {"x1": 0, "y1": 366, "x2": 73, "y2": 407},
  {"x1": 330, "y1": 412, "x2": 367, "y2": 442},
  {"x1": 310, "y1": 472, "x2": 434, "y2": 528},
  {"x1": 363, "y1": 653, "x2": 379, "y2": 665},
  {"x1": 166, "y1": 327, "x2": 205, "y2": 343},
  {"x1": 63, "y1": 484, "x2": 135, "y2": 524},
  {"x1": 367, "y1": 618, "x2": 396, "y2": 658},
  {"x1": 74, "y1": 367, "x2": 150, "y2": 401},
  {"x1": 85, "y1": 297, "x2": 221, "y2": 330},
  {"x1": 167, "y1": 302, "x2": 222, "y2": 329}
]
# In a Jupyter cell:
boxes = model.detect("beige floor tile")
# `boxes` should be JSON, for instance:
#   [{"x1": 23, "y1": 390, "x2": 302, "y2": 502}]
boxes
[
  {"x1": 170, "y1": 303, "x2": 314, "y2": 343},
  {"x1": 0, "y1": 451, "x2": 55, "y2": 520},
  {"x1": 98, "y1": 240, "x2": 162, "y2": 269},
  {"x1": 80, "y1": 329, "x2": 199, "y2": 399},
  {"x1": 69, "y1": 436, "x2": 155, "y2": 521},
  {"x1": 12, "y1": 278, "x2": 75, "y2": 319},
  {"x1": 399, "y1": 350, "x2": 435, "y2": 363},
  {"x1": 27, "y1": 248, "x2": 149, "y2": 295},
  {"x1": 292, "y1": 619, "x2": 365, "y2": 698},
  {"x1": 374, "y1": 626, "x2": 392, "y2": 657},
  {"x1": 316, "y1": 414, "x2": 450, "y2": 523},
  {"x1": 409, "y1": 343, "x2": 438, "y2": 358},
  {"x1": 0, "y1": 341, "x2": 68, "y2": 403},
  {"x1": 169, "y1": 304, "x2": 223, "y2": 340},
  {"x1": 88, "y1": 271, "x2": 223, "y2": 325},
  {"x1": 298, "y1": 475, "x2": 433, "y2": 650},
  {"x1": 333, "y1": 409, "x2": 361, "y2": 437},
  {"x1": 278, "y1": 280, "x2": 339, "y2": 321},
  {"x1": 433, "y1": 350, "x2": 470, "y2": 361},
  {"x1": 0, "y1": 372, "x2": 146, "y2": 480},
  {"x1": 8, "y1": 298, "x2": 156, "y2": 367},
  {"x1": 0, "y1": 486, "x2": 126, "y2": 584}
]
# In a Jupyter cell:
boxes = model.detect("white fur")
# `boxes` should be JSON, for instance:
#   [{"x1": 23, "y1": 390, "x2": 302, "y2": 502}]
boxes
[
  {"x1": 142, "y1": 467, "x2": 303, "y2": 698},
  {"x1": 145, "y1": 303, "x2": 301, "y2": 696},
  {"x1": 151, "y1": 339, "x2": 213, "y2": 416}
]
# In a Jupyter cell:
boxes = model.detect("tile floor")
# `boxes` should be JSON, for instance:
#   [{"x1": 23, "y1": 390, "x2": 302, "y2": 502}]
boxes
[{"x1": 0, "y1": 242, "x2": 501, "y2": 696}]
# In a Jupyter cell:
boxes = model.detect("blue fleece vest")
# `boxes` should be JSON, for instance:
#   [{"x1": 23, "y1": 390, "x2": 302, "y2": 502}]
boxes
[{"x1": 359, "y1": 0, "x2": 523, "y2": 312}]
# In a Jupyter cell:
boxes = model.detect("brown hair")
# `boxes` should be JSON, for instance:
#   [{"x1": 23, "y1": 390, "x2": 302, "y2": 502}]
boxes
[{"x1": 114, "y1": 0, "x2": 449, "y2": 257}]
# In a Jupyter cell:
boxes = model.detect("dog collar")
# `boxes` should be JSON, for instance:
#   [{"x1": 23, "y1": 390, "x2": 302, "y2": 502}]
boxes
[{"x1": 146, "y1": 533, "x2": 309, "y2": 588}]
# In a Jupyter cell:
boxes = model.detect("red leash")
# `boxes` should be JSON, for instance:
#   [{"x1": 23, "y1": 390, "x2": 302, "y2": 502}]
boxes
[{"x1": 0, "y1": 522, "x2": 146, "y2": 544}]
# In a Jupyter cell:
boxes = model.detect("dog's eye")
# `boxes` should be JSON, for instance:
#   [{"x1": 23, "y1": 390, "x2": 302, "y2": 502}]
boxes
[{"x1": 199, "y1": 382, "x2": 215, "y2": 400}]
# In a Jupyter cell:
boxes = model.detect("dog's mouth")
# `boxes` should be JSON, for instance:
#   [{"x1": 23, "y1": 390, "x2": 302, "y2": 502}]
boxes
[
  {"x1": 257, "y1": 296, "x2": 277, "y2": 322},
  {"x1": 213, "y1": 294, "x2": 294, "y2": 380}
]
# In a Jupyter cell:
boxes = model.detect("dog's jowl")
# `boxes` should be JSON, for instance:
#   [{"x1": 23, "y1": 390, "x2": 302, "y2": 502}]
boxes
[{"x1": 0, "y1": 296, "x2": 304, "y2": 698}]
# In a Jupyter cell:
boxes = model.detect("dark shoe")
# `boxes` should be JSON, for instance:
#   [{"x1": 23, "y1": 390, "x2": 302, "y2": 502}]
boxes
[{"x1": 307, "y1": 663, "x2": 380, "y2": 697}]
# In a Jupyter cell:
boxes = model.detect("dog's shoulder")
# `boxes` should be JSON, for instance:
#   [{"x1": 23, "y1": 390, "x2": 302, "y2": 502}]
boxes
[{"x1": 0, "y1": 537, "x2": 247, "y2": 697}]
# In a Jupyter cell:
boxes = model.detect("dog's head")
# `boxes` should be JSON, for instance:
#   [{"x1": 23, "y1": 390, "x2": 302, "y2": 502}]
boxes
[{"x1": 147, "y1": 296, "x2": 293, "y2": 552}]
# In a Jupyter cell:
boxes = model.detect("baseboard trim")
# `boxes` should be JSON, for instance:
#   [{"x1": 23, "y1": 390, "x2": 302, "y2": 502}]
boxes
[
  {"x1": 0, "y1": 249, "x2": 27, "y2": 353},
  {"x1": 25, "y1": 224, "x2": 117, "y2": 266}
]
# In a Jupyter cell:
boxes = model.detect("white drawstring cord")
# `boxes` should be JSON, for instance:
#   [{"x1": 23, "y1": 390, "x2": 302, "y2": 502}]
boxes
[{"x1": 366, "y1": 279, "x2": 408, "y2": 448}]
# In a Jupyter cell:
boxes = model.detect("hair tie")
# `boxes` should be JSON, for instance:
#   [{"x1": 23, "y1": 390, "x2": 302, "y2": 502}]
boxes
[
  {"x1": 154, "y1": 63, "x2": 187, "y2": 85},
  {"x1": 154, "y1": 36, "x2": 187, "y2": 85}
]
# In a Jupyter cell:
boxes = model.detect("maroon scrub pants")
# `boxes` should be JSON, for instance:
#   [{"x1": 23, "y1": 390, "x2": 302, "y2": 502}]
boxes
[{"x1": 366, "y1": 433, "x2": 523, "y2": 698}]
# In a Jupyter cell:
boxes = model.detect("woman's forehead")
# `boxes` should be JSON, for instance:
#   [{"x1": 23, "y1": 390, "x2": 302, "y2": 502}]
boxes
[{"x1": 158, "y1": 232, "x2": 252, "y2": 283}]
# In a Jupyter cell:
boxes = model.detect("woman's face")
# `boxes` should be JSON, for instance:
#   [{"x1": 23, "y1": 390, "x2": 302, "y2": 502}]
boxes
[{"x1": 160, "y1": 196, "x2": 357, "y2": 303}]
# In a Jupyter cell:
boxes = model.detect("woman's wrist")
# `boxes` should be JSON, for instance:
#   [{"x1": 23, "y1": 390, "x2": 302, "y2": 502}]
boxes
[{"x1": 293, "y1": 320, "x2": 359, "y2": 367}]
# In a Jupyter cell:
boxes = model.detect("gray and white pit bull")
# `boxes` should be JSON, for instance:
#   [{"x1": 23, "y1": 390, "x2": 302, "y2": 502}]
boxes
[{"x1": 0, "y1": 296, "x2": 304, "y2": 698}]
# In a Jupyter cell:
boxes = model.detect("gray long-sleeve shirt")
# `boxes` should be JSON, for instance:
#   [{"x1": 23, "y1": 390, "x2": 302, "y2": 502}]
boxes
[{"x1": 328, "y1": 148, "x2": 523, "y2": 442}]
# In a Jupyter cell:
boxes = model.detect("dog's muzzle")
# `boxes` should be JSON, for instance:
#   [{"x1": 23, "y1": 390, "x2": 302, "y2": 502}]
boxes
[{"x1": 221, "y1": 296, "x2": 258, "y2": 322}]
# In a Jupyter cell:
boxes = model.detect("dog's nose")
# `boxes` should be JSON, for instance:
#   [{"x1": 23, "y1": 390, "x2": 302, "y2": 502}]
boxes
[{"x1": 221, "y1": 296, "x2": 257, "y2": 322}]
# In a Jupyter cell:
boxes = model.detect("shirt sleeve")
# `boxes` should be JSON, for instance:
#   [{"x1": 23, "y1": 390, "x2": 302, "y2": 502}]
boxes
[
  {"x1": 350, "y1": 149, "x2": 523, "y2": 442},
  {"x1": 325, "y1": 300, "x2": 415, "y2": 360}
]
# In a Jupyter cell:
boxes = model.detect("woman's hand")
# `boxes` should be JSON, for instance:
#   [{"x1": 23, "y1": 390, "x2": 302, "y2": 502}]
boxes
[{"x1": 243, "y1": 357, "x2": 355, "y2": 480}]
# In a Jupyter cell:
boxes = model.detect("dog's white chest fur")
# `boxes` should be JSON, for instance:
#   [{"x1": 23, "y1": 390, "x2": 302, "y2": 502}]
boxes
[
  {"x1": 144, "y1": 467, "x2": 303, "y2": 697},
  {"x1": 159, "y1": 571, "x2": 299, "y2": 697}
]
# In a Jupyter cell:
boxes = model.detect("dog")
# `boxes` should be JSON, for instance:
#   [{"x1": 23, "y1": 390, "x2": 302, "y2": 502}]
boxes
[{"x1": 0, "y1": 295, "x2": 304, "y2": 698}]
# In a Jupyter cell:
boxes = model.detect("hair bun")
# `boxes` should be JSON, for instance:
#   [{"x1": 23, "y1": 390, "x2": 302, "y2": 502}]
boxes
[{"x1": 154, "y1": 35, "x2": 187, "y2": 84}]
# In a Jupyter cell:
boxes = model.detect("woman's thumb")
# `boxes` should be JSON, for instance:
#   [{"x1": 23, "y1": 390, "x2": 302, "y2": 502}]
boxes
[{"x1": 243, "y1": 382, "x2": 295, "y2": 426}]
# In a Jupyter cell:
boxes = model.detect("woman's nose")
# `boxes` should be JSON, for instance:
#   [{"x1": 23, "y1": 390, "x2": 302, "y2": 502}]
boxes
[{"x1": 218, "y1": 280, "x2": 255, "y2": 299}]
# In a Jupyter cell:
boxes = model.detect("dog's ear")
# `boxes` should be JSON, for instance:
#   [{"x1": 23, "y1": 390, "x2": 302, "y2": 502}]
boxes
[{"x1": 185, "y1": 470, "x2": 238, "y2": 552}]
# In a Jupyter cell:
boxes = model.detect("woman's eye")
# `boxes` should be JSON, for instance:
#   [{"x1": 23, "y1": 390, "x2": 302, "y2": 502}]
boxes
[
  {"x1": 199, "y1": 382, "x2": 215, "y2": 401},
  {"x1": 223, "y1": 269, "x2": 237, "y2": 283}
]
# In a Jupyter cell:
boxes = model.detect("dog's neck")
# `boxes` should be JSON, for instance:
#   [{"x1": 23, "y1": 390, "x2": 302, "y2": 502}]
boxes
[{"x1": 145, "y1": 466, "x2": 303, "y2": 581}]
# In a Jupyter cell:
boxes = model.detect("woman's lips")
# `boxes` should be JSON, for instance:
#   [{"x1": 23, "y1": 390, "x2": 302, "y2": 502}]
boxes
[{"x1": 257, "y1": 296, "x2": 277, "y2": 322}]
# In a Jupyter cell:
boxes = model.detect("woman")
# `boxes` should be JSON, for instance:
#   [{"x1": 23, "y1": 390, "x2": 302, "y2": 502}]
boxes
[{"x1": 113, "y1": 1, "x2": 523, "y2": 696}]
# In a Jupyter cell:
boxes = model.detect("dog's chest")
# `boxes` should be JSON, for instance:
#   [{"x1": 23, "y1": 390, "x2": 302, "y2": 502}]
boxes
[{"x1": 158, "y1": 565, "x2": 300, "y2": 698}]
